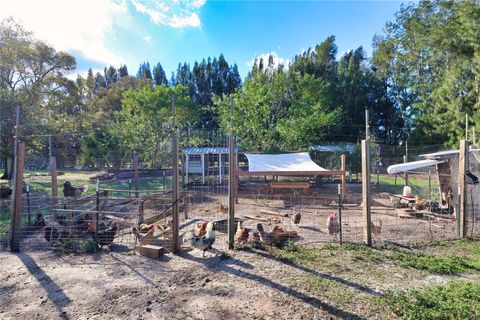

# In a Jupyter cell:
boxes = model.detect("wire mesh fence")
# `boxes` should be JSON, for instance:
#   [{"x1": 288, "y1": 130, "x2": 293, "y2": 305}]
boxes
[{"x1": 1, "y1": 131, "x2": 476, "y2": 253}]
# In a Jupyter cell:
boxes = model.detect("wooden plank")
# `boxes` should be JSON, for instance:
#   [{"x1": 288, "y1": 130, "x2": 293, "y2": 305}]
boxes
[
  {"x1": 259, "y1": 209, "x2": 288, "y2": 217},
  {"x1": 50, "y1": 156, "x2": 58, "y2": 208},
  {"x1": 139, "y1": 245, "x2": 165, "y2": 258},
  {"x1": 133, "y1": 154, "x2": 139, "y2": 198},
  {"x1": 341, "y1": 154, "x2": 347, "y2": 199},
  {"x1": 458, "y1": 140, "x2": 468, "y2": 238},
  {"x1": 9, "y1": 142, "x2": 25, "y2": 252},
  {"x1": 362, "y1": 140, "x2": 372, "y2": 246},
  {"x1": 171, "y1": 94, "x2": 180, "y2": 254},
  {"x1": 243, "y1": 215, "x2": 270, "y2": 222}
]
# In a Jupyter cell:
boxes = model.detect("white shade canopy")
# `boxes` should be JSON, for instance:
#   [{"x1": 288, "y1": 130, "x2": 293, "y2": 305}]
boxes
[
  {"x1": 387, "y1": 159, "x2": 444, "y2": 174},
  {"x1": 244, "y1": 152, "x2": 328, "y2": 173}
]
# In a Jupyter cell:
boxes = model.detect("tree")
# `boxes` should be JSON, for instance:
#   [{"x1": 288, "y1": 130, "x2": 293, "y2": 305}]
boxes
[
  {"x1": 153, "y1": 62, "x2": 168, "y2": 86},
  {"x1": 137, "y1": 62, "x2": 152, "y2": 79},
  {"x1": 0, "y1": 17, "x2": 76, "y2": 178},
  {"x1": 118, "y1": 64, "x2": 128, "y2": 78}
]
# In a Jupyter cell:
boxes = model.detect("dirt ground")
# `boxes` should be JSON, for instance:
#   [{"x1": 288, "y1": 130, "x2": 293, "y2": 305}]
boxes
[{"x1": 0, "y1": 248, "x2": 356, "y2": 320}]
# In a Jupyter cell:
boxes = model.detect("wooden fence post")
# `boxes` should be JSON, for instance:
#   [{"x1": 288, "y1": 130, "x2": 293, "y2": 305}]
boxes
[
  {"x1": 362, "y1": 140, "x2": 372, "y2": 246},
  {"x1": 9, "y1": 141, "x2": 25, "y2": 252},
  {"x1": 138, "y1": 200, "x2": 144, "y2": 225},
  {"x1": 228, "y1": 96, "x2": 236, "y2": 249},
  {"x1": 50, "y1": 156, "x2": 58, "y2": 208},
  {"x1": 171, "y1": 94, "x2": 180, "y2": 254},
  {"x1": 133, "y1": 153, "x2": 139, "y2": 198},
  {"x1": 459, "y1": 140, "x2": 468, "y2": 238},
  {"x1": 341, "y1": 154, "x2": 347, "y2": 200}
]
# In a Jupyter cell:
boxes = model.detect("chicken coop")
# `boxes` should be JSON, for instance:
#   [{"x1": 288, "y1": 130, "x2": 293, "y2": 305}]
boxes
[{"x1": 183, "y1": 147, "x2": 237, "y2": 185}]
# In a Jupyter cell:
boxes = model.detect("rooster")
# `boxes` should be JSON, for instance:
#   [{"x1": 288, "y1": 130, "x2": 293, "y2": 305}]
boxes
[
  {"x1": 326, "y1": 212, "x2": 340, "y2": 241},
  {"x1": 133, "y1": 226, "x2": 155, "y2": 246},
  {"x1": 138, "y1": 223, "x2": 155, "y2": 234},
  {"x1": 89, "y1": 221, "x2": 118, "y2": 249},
  {"x1": 190, "y1": 221, "x2": 216, "y2": 257},
  {"x1": 63, "y1": 181, "x2": 88, "y2": 197},
  {"x1": 235, "y1": 221, "x2": 249, "y2": 244}
]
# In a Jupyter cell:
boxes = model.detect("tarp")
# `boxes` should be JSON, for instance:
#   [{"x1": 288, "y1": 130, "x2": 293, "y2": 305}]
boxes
[
  {"x1": 387, "y1": 159, "x2": 444, "y2": 174},
  {"x1": 244, "y1": 152, "x2": 328, "y2": 173}
]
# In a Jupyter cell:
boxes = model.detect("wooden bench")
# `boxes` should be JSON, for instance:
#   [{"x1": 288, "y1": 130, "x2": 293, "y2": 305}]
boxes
[{"x1": 268, "y1": 181, "x2": 310, "y2": 194}]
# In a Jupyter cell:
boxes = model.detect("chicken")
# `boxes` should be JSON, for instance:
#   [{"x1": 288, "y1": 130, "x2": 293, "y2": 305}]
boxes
[
  {"x1": 190, "y1": 221, "x2": 216, "y2": 257},
  {"x1": 235, "y1": 221, "x2": 249, "y2": 244},
  {"x1": 256, "y1": 223, "x2": 275, "y2": 245},
  {"x1": 292, "y1": 209, "x2": 302, "y2": 225},
  {"x1": 33, "y1": 213, "x2": 46, "y2": 229},
  {"x1": 133, "y1": 226, "x2": 155, "y2": 246},
  {"x1": 326, "y1": 212, "x2": 340, "y2": 241},
  {"x1": 139, "y1": 223, "x2": 155, "y2": 234},
  {"x1": 44, "y1": 226, "x2": 71, "y2": 244},
  {"x1": 370, "y1": 220, "x2": 382, "y2": 239},
  {"x1": 0, "y1": 185, "x2": 12, "y2": 199},
  {"x1": 219, "y1": 204, "x2": 228, "y2": 215},
  {"x1": 415, "y1": 195, "x2": 427, "y2": 210},
  {"x1": 63, "y1": 181, "x2": 88, "y2": 197},
  {"x1": 194, "y1": 222, "x2": 208, "y2": 237},
  {"x1": 90, "y1": 221, "x2": 118, "y2": 249}
]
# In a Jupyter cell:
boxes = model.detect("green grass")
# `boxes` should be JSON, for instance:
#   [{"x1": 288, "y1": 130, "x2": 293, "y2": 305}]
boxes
[
  {"x1": 0, "y1": 212, "x2": 9, "y2": 237},
  {"x1": 266, "y1": 241, "x2": 480, "y2": 319},
  {"x1": 384, "y1": 281, "x2": 480, "y2": 319},
  {"x1": 376, "y1": 174, "x2": 439, "y2": 198}
]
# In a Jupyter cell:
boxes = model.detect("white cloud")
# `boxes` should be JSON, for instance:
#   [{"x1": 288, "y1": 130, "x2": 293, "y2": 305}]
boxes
[
  {"x1": 131, "y1": 0, "x2": 204, "y2": 28},
  {"x1": 0, "y1": 0, "x2": 127, "y2": 66},
  {"x1": 247, "y1": 52, "x2": 289, "y2": 71},
  {"x1": 142, "y1": 35, "x2": 153, "y2": 44}
]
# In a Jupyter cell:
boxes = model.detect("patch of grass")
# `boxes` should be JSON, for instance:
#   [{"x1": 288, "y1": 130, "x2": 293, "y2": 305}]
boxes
[
  {"x1": 80, "y1": 240, "x2": 97, "y2": 253},
  {"x1": 0, "y1": 212, "x2": 10, "y2": 237},
  {"x1": 384, "y1": 281, "x2": 480, "y2": 319}
]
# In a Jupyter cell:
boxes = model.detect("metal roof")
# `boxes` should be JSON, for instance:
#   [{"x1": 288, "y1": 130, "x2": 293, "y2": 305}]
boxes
[
  {"x1": 419, "y1": 149, "x2": 459, "y2": 158},
  {"x1": 310, "y1": 144, "x2": 356, "y2": 153},
  {"x1": 183, "y1": 147, "x2": 237, "y2": 154},
  {"x1": 387, "y1": 159, "x2": 444, "y2": 174}
]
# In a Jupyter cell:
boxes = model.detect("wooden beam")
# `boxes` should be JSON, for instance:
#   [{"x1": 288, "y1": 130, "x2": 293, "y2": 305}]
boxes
[
  {"x1": 50, "y1": 156, "x2": 58, "y2": 208},
  {"x1": 341, "y1": 154, "x2": 347, "y2": 199},
  {"x1": 362, "y1": 140, "x2": 372, "y2": 246},
  {"x1": 171, "y1": 94, "x2": 180, "y2": 253},
  {"x1": 228, "y1": 96, "x2": 236, "y2": 249},
  {"x1": 133, "y1": 153, "x2": 139, "y2": 198},
  {"x1": 9, "y1": 141, "x2": 25, "y2": 252},
  {"x1": 458, "y1": 139, "x2": 468, "y2": 238}
]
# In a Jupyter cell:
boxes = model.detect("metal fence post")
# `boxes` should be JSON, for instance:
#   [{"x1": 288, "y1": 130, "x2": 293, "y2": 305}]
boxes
[
  {"x1": 171, "y1": 94, "x2": 180, "y2": 253},
  {"x1": 459, "y1": 139, "x2": 468, "y2": 238}
]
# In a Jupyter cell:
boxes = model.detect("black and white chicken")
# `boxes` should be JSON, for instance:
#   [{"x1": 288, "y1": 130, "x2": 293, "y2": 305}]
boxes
[{"x1": 190, "y1": 221, "x2": 216, "y2": 257}]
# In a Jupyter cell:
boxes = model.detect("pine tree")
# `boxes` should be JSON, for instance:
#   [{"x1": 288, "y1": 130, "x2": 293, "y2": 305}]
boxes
[
  {"x1": 153, "y1": 62, "x2": 168, "y2": 86},
  {"x1": 86, "y1": 68, "x2": 95, "y2": 97},
  {"x1": 118, "y1": 64, "x2": 128, "y2": 78}
]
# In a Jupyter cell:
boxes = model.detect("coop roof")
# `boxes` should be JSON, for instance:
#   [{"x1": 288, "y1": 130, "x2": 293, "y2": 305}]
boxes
[
  {"x1": 183, "y1": 147, "x2": 237, "y2": 154},
  {"x1": 387, "y1": 159, "x2": 444, "y2": 174},
  {"x1": 310, "y1": 144, "x2": 355, "y2": 153},
  {"x1": 419, "y1": 149, "x2": 459, "y2": 158},
  {"x1": 240, "y1": 152, "x2": 342, "y2": 176}
]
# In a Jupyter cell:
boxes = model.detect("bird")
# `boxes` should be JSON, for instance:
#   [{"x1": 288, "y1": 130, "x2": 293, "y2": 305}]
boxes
[
  {"x1": 235, "y1": 221, "x2": 249, "y2": 244},
  {"x1": 63, "y1": 181, "x2": 88, "y2": 197},
  {"x1": 194, "y1": 222, "x2": 208, "y2": 237},
  {"x1": 256, "y1": 223, "x2": 280, "y2": 246},
  {"x1": 138, "y1": 223, "x2": 155, "y2": 234},
  {"x1": 292, "y1": 209, "x2": 302, "y2": 225},
  {"x1": 89, "y1": 221, "x2": 118, "y2": 249},
  {"x1": 326, "y1": 212, "x2": 340, "y2": 241},
  {"x1": 44, "y1": 226, "x2": 71, "y2": 244},
  {"x1": 33, "y1": 213, "x2": 45, "y2": 229},
  {"x1": 190, "y1": 221, "x2": 216, "y2": 257},
  {"x1": 219, "y1": 204, "x2": 228, "y2": 216},
  {"x1": 370, "y1": 220, "x2": 382, "y2": 239},
  {"x1": 132, "y1": 226, "x2": 155, "y2": 246},
  {"x1": 0, "y1": 185, "x2": 12, "y2": 199}
]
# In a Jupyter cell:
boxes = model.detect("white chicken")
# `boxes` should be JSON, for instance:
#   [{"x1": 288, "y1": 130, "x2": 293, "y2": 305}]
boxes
[
  {"x1": 326, "y1": 211, "x2": 340, "y2": 241},
  {"x1": 190, "y1": 221, "x2": 216, "y2": 257}
]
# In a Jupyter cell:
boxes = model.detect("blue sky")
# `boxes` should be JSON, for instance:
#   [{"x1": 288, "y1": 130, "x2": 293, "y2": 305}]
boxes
[{"x1": 1, "y1": 0, "x2": 406, "y2": 79}]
